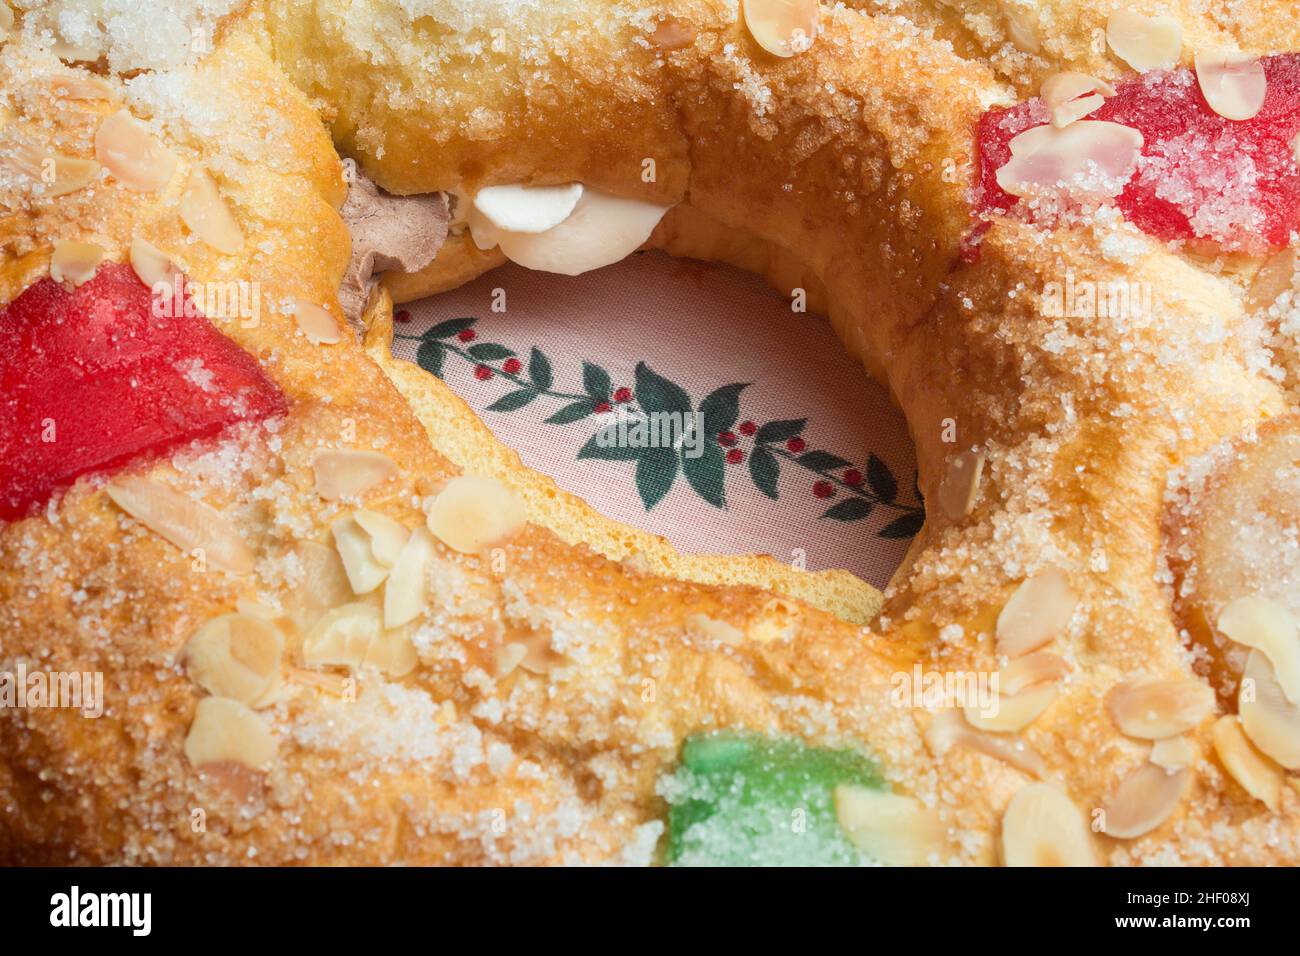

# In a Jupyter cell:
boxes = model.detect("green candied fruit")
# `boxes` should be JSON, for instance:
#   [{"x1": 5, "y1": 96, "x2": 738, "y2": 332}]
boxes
[{"x1": 660, "y1": 731, "x2": 883, "y2": 866}]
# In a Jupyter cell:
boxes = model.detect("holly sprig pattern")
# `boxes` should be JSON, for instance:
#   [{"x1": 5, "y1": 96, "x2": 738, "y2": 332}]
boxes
[{"x1": 396, "y1": 315, "x2": 923, "y2": 538}]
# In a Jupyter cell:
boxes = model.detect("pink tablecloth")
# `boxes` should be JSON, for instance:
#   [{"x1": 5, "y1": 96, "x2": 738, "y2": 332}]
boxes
[{"x1": 390, "y1": 250, "x2": 919, "y2": 590}]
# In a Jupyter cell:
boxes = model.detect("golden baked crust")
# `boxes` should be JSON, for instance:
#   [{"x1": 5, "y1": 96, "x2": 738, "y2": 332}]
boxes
[{"x1": 2, "y1": 0, "x2": 1300, "y2": 864}]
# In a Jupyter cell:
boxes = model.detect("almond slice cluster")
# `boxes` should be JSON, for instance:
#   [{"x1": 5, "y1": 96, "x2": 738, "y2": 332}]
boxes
[
  {"x1": 1216, "y1": 596, "x2": 1300, "y2": 773},
  {"x1": 467, "y1": 182, "x2": 673, "y2": 277}
]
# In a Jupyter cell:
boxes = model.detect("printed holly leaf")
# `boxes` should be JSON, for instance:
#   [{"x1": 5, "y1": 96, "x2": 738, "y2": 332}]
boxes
[
  {"x1": 467, "y1": 342, "x2": 515, "y2": 361},
  {"x1": 756, "y1": 419, "x2": 806, "y2": 443},
  {"x1": 486, "y1": 389, "x2": 537, "y2": 412},
  {"x1": 635, "y1": 362, "x2": 692, "y2": 418},
  {"x1": 878, "y1": 511, "x2": 925, "y2": 539},
  {"x1": 528, "y1": 347, "x2": 553, "y2": 390},
  {"x1": 749, "y1": 446, "x2": 780, "y2": 500},
  {"x1": 577, "y1": 426, "x2": 643, "y2": 461},
  {"x1": 636, "y1": 446, "x2": 678, "y2": 510},
  {"x1": 698, "y1": 382, "x2": 748, "y2": 438},
  {"x1": 545, "y1": 401, "x2": 594, "y2": 425},
  {"x1": 867, "y1": 453, "x2": 897, "y2": 503},
  {"x1": 582, "y1": 361, "x2": 612, "y2": 402},
  {"x1": 822, "y1": 498, "x2": 873, "y2": 522},
  {"x1": 416, "y1": 339, "x2": 445, "y2": 378},
  {"x1": 682, "y1": 443, "x2": 727, "y2": 509},
  {"x1": 797, "y1": 451, "x2": 851, "y2": 472},
  {"x1": 426, "y1": 317, "x2": 476, "y2": 339}
]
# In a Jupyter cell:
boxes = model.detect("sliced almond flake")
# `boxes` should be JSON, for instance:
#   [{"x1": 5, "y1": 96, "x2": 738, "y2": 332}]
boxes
[
  {"x1": 0, "y1": 5, "x2": 12, "y2": 37},
  {"x1": 742, "y1": 0, "x2": 819, "y2": 58},
  {"x1": 106, "y1": 475, "x2": 254, "y2": 575},
  {"x1": 129, "y1": 237, "x2": 175, "y2": 288},
  {"x1": 1211, "y1": 715, "x2": 1283, "y2": 810},
  {"x1": 1195, "y1": 50, "x2": 1267, "y2": 122},
  {"x1": 937, "y1": 448, "x2": 984, "y2": 522},
  {"x1": 184, "y1": 613, "x2": 283, "y2": 706},
  {"x1": 834, "y1": 785, "x2": 944, "y2": 865},
  {"x1": 286, "y1": 666, "x2": 351, "y2": 696},
  {"x1": 1217, "y1": 595, "x2": 1300, "y2": 705},
  {"x1": 184, "y1": 697, "x2": 276, "y2": 771},
  {"x1": 1149, "y1": 735, "x2": 1195, "y2": 771},
  {"x1": 49, "y1": 239, "x2": 104, "y2": 287},
  {"x1": 495, "y1": 642, "x2": 528, "y2": 678},
  {"x1": 1106, "y1": 677, "x2": 1215, "y2": 739},
  {"x1": 1001, "y1": 783, "x2": 1096, "y2": 866},
  {"x1": 353, "y1": 509, "x2": 409, "y2": 567},
  {"x1": 180, "y1": 168, "x2": 244, "y2": 255},
  {"x1": 1042, "y1": 72, "x2": 1116, "y2": 129},
  {"x1": 1239, "y1": 649, "x2": 1300, "y2": 769},
  {"x1": 331, "y1": 516, "x2": 389, "y2": 595},
  {"x1": 686, "y1": 612, "x2": 745, "y2": 645},
  {"x1": 426, "y1": 475, "x2": 527, "y2": 554},
  {"x1": 362, "y1": 628, "x2": 417, "y2": 677},
  {"x1": 383, "y1": 527, "x2": 434, "y2": 629},
  {"x1": 925, "y1": 710, "x2": 1046, "y2": 777},
  {"x1": 312, "y1": 449, "x2": 397, "y2": 501},
  {"x1": 1106, "y1": 10, "x2": 1183, "y2": 72},
  {"x1": 293, "y1": 299, "x2": 341, "y2": 345},
  {"x1": 1102, "y1": 763, "x2": 1189, "y2": 839},
  {"x1": 50, "y1": 75, "x2": 116, "y2": 100},
  {"x1": 996, "y1": 567, "x2": 1078, "y2": 657},
  {"x1": 289, "y1": 540, "x2": 353, "y2": 620},
  {"x1": 1002, "y1": 5, "x2": 1040, "y2": 54},
  {"x1": 964, "y1": 681, "x2": 1057, "y2": 733},
  {"x1": 996, "y1": 121, "x2": 1143, "y2": 200},
  {"x1": 999, "y1": 651, "x2": 1070, "y2": 696},
  {"x1": 301, "y1": 602, "x2": 382, "y2": 669},
  {"x1": 94, "y1": 110, "x2": 177, "y2": 192},
  {"x1": 8, "y1": 146, "x2": 101, "y2": 197}
]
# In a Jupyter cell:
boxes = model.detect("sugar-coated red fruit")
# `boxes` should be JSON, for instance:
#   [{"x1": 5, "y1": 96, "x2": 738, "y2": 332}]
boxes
[
  {"x1": 974, "y1": 54, "x2": 1300, "y2": 251},
  {"x1": 0, "y1": 263, "x2": 287, "y2": 521}
]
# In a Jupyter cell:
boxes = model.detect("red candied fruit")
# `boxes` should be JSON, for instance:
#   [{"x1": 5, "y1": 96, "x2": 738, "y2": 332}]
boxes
[
  {"x1": 0, "y1": 262, "x2": 287, "y2": 521},
  {"x1": 974, "y1": 53, "x2": 1300, "y2": 251}
]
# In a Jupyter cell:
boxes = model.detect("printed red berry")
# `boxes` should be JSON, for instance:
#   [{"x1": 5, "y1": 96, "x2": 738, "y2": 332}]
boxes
[
  {"x1": 613, "y1": 387, "x2": 633, "y2": 402},
  {"x1": 474, "y1": 364, "x2": 492, "y2": 380},
  {"x1": 844, "y1": 469, "x2": 864, "y2": 487},
  {"x1": 502, "y1": 357, "x2": 522, "y2": 374},
  {"x1": 594, "y1": 401, "x2": 612, "y2": 413},
  {"x1": 787, "y1": 437, "x2": 806, "y2": 453},
  {"x1": 394, "y1": 310, "x2": 413, "y2": 324},
  {"x1": 725, "y1": 448, "x2": 744, "y2": 465},
  {"x1": 457, "y1": 329, "x2": 476, "y2": 342},
  {"x1": 738, "y1": 421, "x2": 756, "y2": 436},
  {"x1": 718, "y1": 431, "x2": 737, "y2": 447},
  {"x1": 813, "y1": 480, "x2": 835, "y2": 499}
]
